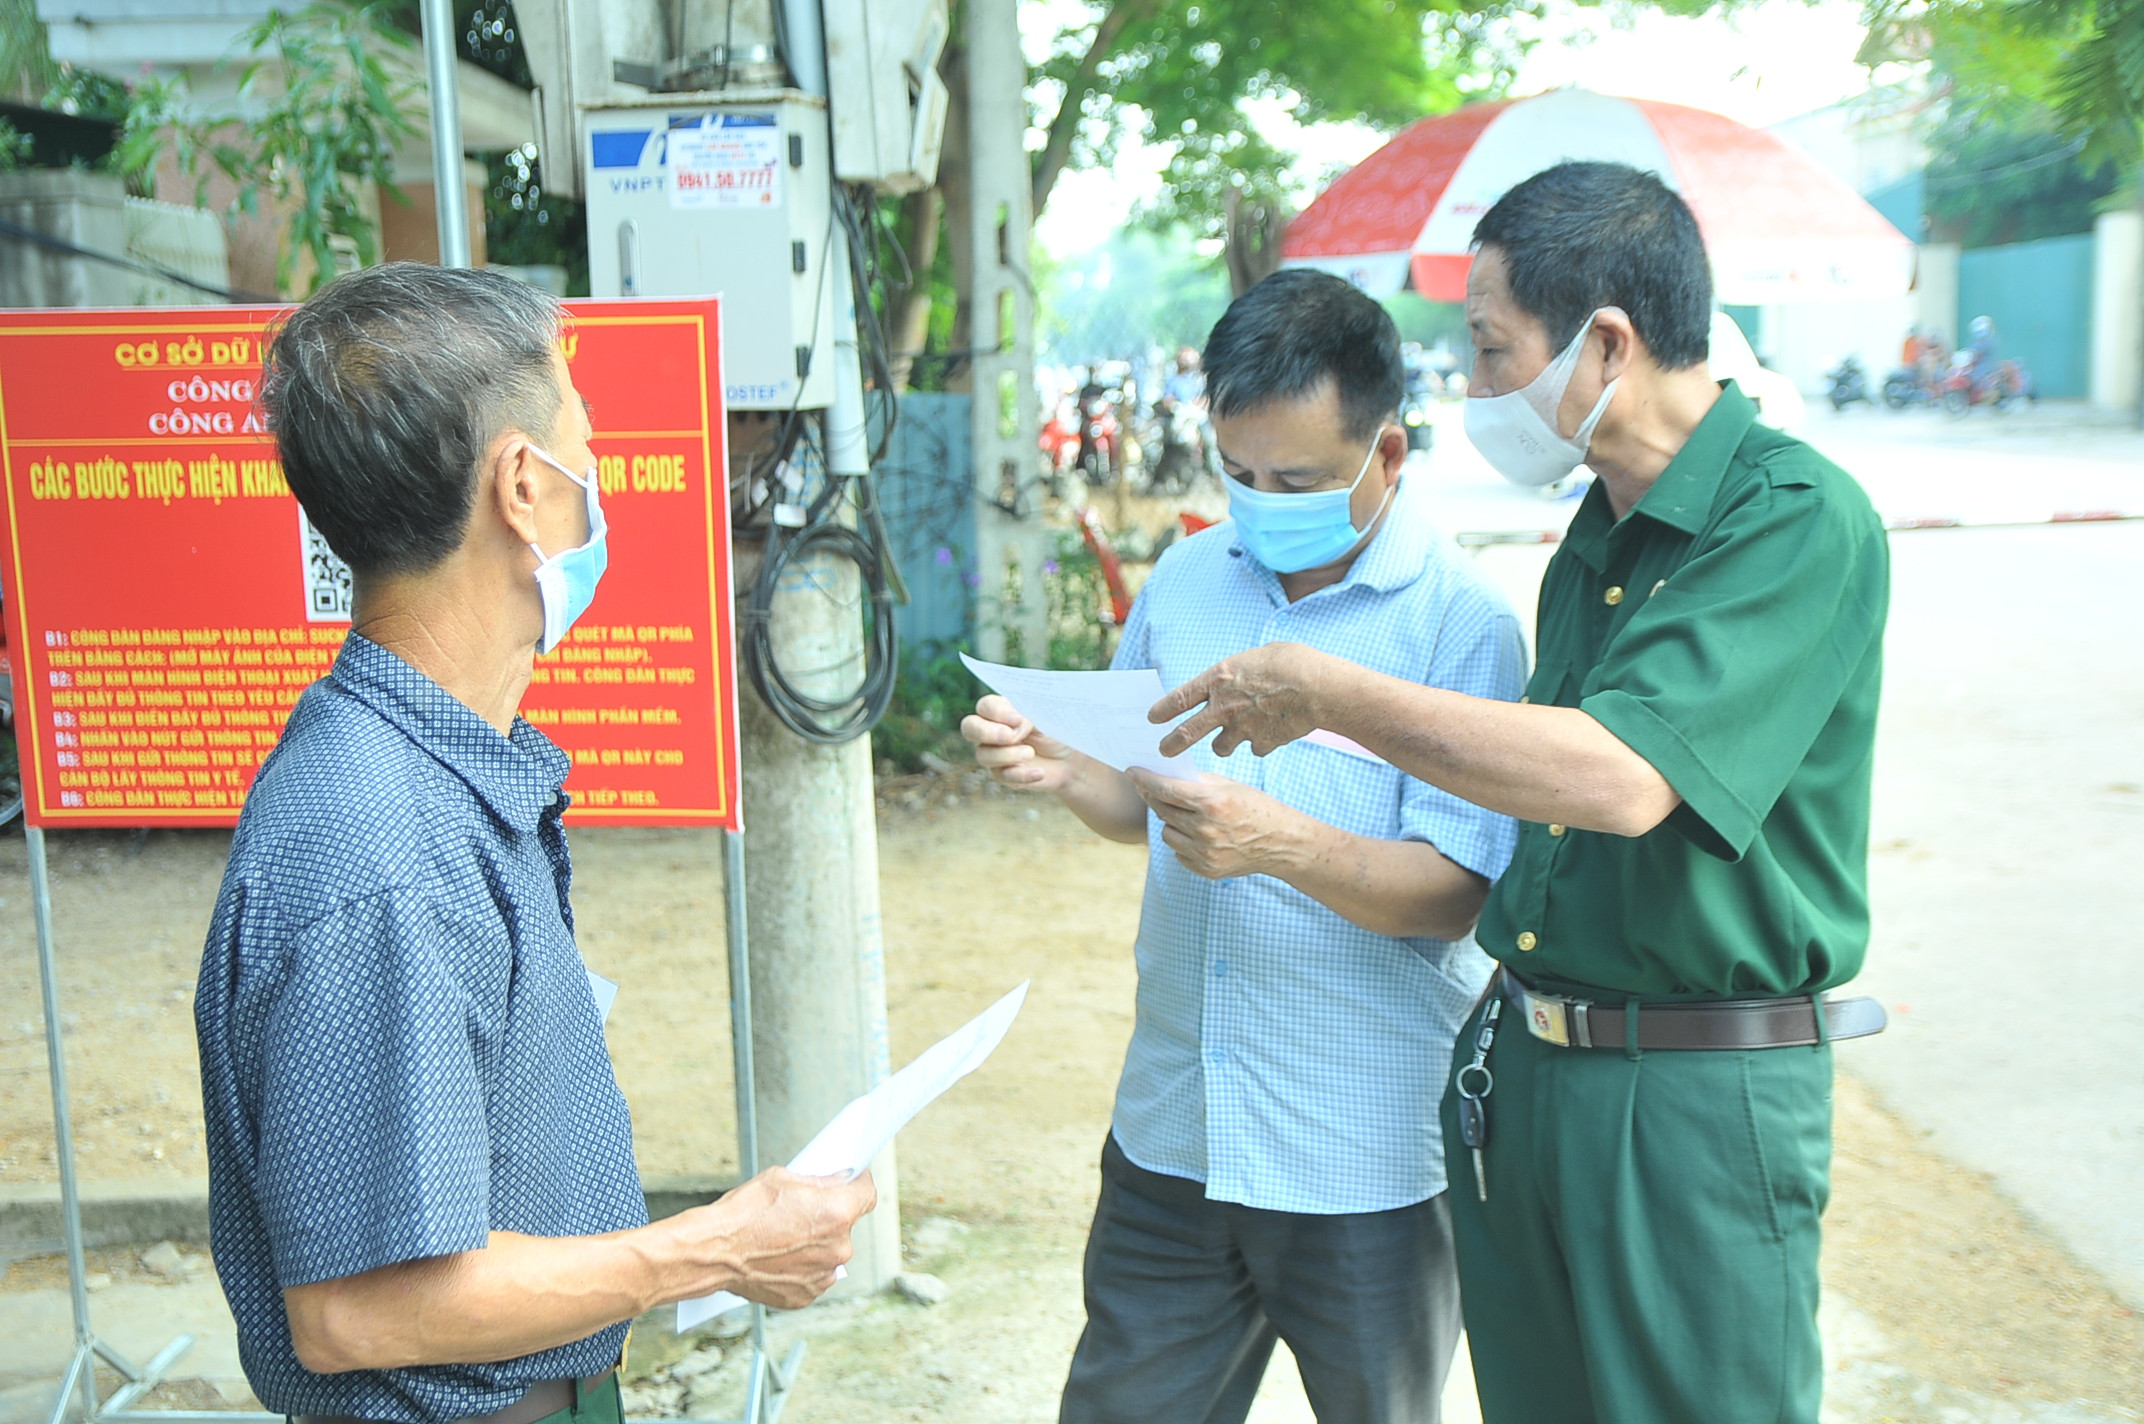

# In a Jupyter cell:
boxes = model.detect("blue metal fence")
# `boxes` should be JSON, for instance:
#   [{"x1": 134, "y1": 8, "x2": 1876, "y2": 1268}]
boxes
[
  {"x1": 876, "y1": 392, "x2": 976, "y2": 663},
  {"x1": 1957, "y1": 234, "x2": 2096, "y2": 399}
]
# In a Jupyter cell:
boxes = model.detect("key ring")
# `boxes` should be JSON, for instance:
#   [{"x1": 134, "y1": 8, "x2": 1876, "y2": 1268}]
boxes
[{"x1": 1455, "y1": 1062, "x2": 1494, "y2": 1100}]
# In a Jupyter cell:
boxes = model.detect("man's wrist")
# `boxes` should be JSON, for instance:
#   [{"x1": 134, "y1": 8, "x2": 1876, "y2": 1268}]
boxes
[
  {"x1": 637, "y1": 1209, "x2": 737, "y2": 1311},
  {"x1": 1261, "y1": 800, "x2": 1325, "y2": 879},
  {"x1": 1054, "y1": 750, "x2": 1094, "y2": 798},
  {"x1": 1292, "y1": 644, "x2": 1340, "y2": 736}
]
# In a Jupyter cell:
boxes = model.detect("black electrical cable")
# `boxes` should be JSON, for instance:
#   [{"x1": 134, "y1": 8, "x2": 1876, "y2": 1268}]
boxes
[
  {"x1": 833, "y1": 187, "x2": 911, "y2": 606},
  {"x1": 769, "y1": 0, "x2": 797, "y2": 88},
  {"x1": 718, "y1": 0, "x2": 737, "y2": 89},
  {"x1": 739, "y1": 199, "x2": 839, "y2": 529},
  {"x1": 731, "y1": 105, "x2": 923, "y2": 744},
  {"x1": 739, "y1": 426, "x2": 899, "y2": 745},
  {"x1": 833, "y1": 186, "x2": 901, "y2": 464}
]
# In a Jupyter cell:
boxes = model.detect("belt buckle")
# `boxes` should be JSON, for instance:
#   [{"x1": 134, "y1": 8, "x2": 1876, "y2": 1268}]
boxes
[
  {"x1": 1523, "y1": 989, "x2": 1571, "y2": 1047},
  {"x1": 1522, "y1": 988, "x2": 1595, "y2": 1048}
]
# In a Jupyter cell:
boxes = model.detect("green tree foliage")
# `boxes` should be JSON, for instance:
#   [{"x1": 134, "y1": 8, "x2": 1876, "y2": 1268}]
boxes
[
  {"x1": 1922, "y1": 99, "x2": 2122, "y2": 244},
  {"x1": 397, "y1": 1, "x2": 589, "y2": 294},
  {"x1": 0, "y1": 0, "x2": 57, "y2": 104},
  {"x1": 1031, "y1": 0, "x2": 1538, "y2": 240},
  {"x1": 0, "y1": 117, "x2": 30, "y2": 170},
  {"x1": 1383, "y1": 290, "x2": 1470, "y2": 351},
  {"x1": 1038, "y1": 226, "x2": 1231, "y2": 366},
  {"x1": 1875, "y1": 0, "x2": 2144, "y2": 163},
  {"x1": 486, "y1": 142, "x2": 589, "y2": 294},
  {"x1": 117, "y1": 3, "x2": 417, "y2": 294}
]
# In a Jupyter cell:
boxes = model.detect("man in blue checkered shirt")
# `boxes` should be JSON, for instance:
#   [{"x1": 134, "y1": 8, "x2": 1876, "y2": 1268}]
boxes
[
  {"x1": 965, "y1": 270, "x2": 1527, "y2": 1424},
  {"x1": 194, "y1": 265, "x2": 875, "y2": 1424}
]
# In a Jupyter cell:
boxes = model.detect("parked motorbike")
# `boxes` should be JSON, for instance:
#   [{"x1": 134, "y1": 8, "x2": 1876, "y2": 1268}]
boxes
[
  {"x1": 1940, "y1": 353, "x2": 2036, "y2": 416},
  {"x1": 1075, "y1": 381, "x2": 1123, "y2": 487},
  {"x1": 1881, "y1": 366, "x2": 1934, "y2": 409},
  {"x1": 1825, "y1": 355, "x2": 1872, "y2": 411},
  {"x1": 1883, "y1": 331, "x2": 1962, "y2": 410},
  {"x1": 1140, "y1": 395, "x2": 1217, "y2": 495}
]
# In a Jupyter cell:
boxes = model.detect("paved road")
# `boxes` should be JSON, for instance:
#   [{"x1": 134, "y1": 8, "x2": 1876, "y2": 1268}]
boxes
[
  {"x1": 1852, "y1": 518, "x2": 2144, "y2": 1308},
  {"x1": 1454, "y1": 407, "x2": 2144, "y2": 1309},
  {"x1": 1413, "y1": 400, "x2": 2144, "y2": 541}
]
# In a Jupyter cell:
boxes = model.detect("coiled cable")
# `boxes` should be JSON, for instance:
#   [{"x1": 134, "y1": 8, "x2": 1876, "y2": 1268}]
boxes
[{"x1": 739, "y1": 428, "x2": 898, "y2": 744}]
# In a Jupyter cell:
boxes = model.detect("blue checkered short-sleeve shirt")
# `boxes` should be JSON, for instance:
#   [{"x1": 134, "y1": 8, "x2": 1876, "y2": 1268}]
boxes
[
  {"x1": 1109, "y1": 477, "x2": 1528, "y2": 1214},
  {"x1": 195, "y1": 636, "x2": 646, "y2": 1423}
]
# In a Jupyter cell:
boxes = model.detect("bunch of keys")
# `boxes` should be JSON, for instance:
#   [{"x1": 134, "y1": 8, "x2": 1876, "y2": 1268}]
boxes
[{"x1": 1454, "y1": 996, "x2": 1502, "y2": 1202}]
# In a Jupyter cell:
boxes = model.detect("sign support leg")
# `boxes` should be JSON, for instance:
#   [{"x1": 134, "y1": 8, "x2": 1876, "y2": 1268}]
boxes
[
  {"x1": 417, "y1": 0, "x2": 471, "y2": 268},
  {"x1": 670, "y1": 829, "x2": 802, "y2": 1424},
  {"x1": 25, "y1": 827, "x2": 277, "y2": 1424}
]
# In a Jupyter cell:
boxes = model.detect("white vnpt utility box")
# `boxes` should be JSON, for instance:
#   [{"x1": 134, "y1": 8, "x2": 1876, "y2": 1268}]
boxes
[
  {"x1": 823, "y1": 0, "x2": 950, "y2": 194},
  {"x1": 582, "y1": 94, "x2": 837, "y2": 411}
]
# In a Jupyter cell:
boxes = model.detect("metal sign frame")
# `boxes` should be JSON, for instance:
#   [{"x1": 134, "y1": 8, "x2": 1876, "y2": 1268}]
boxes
[{"x1": 25, "y1": 822, "x2": 275, "y2": 1424}]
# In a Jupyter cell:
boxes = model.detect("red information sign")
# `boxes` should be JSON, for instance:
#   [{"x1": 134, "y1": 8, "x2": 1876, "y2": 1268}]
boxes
[{"x1": 0, "y1": 300, "x2": 741, "y2": 830}]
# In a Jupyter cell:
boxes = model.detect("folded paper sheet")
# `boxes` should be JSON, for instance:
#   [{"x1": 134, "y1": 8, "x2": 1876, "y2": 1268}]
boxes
[
  {"x1": 586, "y1": 971, "x2": 619, "y2": 1025},
  {"x1": 676, "y1": 981, "x2": 1031, "y2": 1329},
  {"x1": 958, "y1": 655, "x2": 1196, "y2": 779}
]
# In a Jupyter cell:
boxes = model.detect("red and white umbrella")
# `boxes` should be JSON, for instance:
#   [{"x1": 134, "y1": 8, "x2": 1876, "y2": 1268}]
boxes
[{"x1": 1283, "y1": 89, "x2": 1914, "y2": 304}]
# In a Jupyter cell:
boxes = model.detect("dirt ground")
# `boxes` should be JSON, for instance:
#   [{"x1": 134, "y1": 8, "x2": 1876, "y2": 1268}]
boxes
[{"x1": 1, "y1": 792, "x2": 2140, "y2": 1421}]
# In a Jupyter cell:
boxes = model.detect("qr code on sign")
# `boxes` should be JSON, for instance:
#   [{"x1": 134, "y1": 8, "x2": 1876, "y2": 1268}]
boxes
[{"x1": 299, "y1": 507, "x2": 352, "y2": 623}]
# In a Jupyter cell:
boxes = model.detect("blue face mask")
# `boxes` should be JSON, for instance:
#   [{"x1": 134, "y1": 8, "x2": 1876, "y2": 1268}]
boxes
[
  {"x1": 1224, "y1": 430, "x2": 1392, "y2": 574},
  {"x1": 528, "y1": 446, "x2": 608, "y2": 654}
]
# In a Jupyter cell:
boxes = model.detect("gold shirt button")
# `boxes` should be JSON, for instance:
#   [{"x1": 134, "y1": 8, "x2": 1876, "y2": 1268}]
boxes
[
  {"x1": 1604, "y1": 585, "x2": 1625, "y2": 605},
  {"x1": 1516, "y1": 931, "x2": 1538, "y2": 952},
  {"x1": 1548, "y1": 823, "x2": 1566, "y2": 837}
]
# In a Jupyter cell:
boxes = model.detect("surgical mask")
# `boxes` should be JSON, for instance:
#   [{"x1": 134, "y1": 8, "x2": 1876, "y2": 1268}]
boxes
[
  {"x1": 1463, "y1": 310, "x2": 1618, "y2": 487},
  {"x1": 1225, "y1": 430, "x2": 1393, "y2": 574},
  {"x1": 528, "y1": 446, "x2": 608, "y2": 654}
]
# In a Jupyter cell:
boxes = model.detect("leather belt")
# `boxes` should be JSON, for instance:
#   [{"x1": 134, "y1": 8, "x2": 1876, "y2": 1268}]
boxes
[
  {"x1": 1501, "y1": 968, "x2": 1886, "y2": 1050},
  {"x1": 297, "y1": 1370, "x2": 614, "y2": 1424}
]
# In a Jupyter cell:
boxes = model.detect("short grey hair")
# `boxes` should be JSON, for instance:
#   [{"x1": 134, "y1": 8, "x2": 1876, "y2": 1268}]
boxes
[{"x1": 262, "y1": 263, "x2": 565, "y2": 578}]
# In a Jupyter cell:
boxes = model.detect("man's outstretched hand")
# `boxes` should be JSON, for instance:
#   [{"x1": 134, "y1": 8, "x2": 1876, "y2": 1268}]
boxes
[
  {"x1": 1150, "y1": 643, "x2": 1338, "y2": 758},
  {"x1": 675, "y1": 1166, "x2": 879, "y2": 1311}
]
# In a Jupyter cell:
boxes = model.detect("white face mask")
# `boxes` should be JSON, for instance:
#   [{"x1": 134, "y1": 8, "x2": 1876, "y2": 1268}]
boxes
[{"x1": 1463, "y1": 309, "x2": 1618, "y2": 488}]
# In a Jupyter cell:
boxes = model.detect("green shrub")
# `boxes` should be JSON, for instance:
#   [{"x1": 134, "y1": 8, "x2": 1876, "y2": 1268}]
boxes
[
  {"x1": 872, "y1": 647, "x2": 986, "y2": 773},
  {"x1": 1044, "y1": 531, "x2": 1115, "y2": 671}
]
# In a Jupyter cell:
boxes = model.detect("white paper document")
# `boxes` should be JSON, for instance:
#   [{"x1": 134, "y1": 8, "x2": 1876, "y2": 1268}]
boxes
[
  {"x1": 1302, "y1": 728, "x2": 1389, "y2": 767},
  {"x1": 676, "y1": 980, "x2": 1031, "y2": 1330},
  {"x1": 959, "y1": 654, "x2": 1197, "y2": 779},
  {"x1": 586, "y1": 971, "x2": 619, "y2": 1025}
]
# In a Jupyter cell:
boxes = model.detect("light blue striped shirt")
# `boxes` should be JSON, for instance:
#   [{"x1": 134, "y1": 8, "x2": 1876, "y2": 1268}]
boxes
[{"x1": 1109, "y1": 477, "x2": 1527, "y2": 1214}]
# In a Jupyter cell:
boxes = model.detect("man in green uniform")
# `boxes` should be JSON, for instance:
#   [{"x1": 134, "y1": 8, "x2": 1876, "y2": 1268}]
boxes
[{"x1": 1146, "y1": 161, "x2": 1890, "y2": 1423}]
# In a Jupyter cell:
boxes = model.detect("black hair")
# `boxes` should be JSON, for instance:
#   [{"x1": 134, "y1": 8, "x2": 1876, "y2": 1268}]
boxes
[
  {"x1": 1201, "y1": 268, "x2": 1405, "y2": 441},
  {"x1": 1471, "y1": 162, "x2": 1712, "y2": 370},
  {"x1": 261, "y1": 262, "x2": 564, "y2": 578}
]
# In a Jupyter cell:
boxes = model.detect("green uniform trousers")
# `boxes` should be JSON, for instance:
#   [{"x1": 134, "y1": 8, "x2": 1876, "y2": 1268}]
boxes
[
  {"x1": 527, "y1": 1374, "x2": 622, "y2": 1424},
  {"x1": 1440, "y1": 988, "x2": 1834, "y2": 1424}
]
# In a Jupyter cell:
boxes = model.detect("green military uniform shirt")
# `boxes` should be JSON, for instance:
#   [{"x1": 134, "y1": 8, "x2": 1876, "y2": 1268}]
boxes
[{"x1": 1478, "y1": 382, "x2": 1889, "y2": 998}]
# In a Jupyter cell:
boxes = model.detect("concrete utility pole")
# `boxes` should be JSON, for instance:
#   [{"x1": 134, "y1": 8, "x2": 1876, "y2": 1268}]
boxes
[
  {"x1": 725, "y1": 0, "x2": 901, "y2": 1298},
  {"x1": 961, "y1": 0, "x2": 1049, "y2": 666},
  {"x1": 517, "y1": 0, "x2": 952, "y2": 1298},
  {"x1": 735, "y1": 610, "x2": 899, "y2": 1304}
]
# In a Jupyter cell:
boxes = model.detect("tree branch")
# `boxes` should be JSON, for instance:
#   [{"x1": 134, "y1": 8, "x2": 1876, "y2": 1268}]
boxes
[{"x1": 1030, "y1": 0, "x2": 1159, "y2": 217}]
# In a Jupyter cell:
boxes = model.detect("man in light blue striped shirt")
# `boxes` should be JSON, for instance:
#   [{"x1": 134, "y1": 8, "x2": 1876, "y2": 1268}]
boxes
[{"x1": 965, "y1": 270, "x2": 1526, "y2": 1424}]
